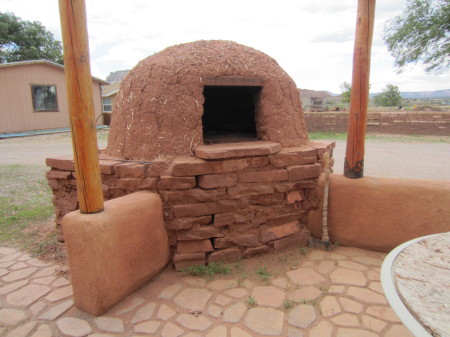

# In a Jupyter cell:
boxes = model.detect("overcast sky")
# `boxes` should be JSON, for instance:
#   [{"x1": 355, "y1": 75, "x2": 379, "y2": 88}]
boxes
[{"x1": 2, "y1": 0, "x2": 449, "y2": 93}]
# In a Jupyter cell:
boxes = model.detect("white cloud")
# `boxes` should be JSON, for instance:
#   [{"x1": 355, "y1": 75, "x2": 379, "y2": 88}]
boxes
[{"x1": 1, "y1": 0, "x2": 447, "y2": 94}]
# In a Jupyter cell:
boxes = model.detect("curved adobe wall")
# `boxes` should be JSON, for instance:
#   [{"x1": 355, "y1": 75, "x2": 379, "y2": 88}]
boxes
[
  {"x1": 308, "y1": 174, "x2": 450, "y2": 252},
  {"x1": 106, "y1": 40, "x2": 308, "y2": 160}
]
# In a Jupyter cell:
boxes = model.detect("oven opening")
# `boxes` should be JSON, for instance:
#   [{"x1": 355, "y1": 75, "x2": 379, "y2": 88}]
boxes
[{"x1": 202, "y1": 85, "x2": 261, "y2": 144}]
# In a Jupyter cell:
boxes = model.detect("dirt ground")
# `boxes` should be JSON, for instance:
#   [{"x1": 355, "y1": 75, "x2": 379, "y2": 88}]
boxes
[
  {"x1": 0, "y1": 130, "x2": 108, "y2": 166},
  {"x1": 1, "y1": 130, "x2": 449, "y2": 180}
]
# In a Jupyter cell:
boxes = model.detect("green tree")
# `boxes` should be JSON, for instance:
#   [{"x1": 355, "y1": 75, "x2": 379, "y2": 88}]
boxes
[
  {"x1": 0, "y1": 12, "x2": 63, "y2": 64},
  {"x1": 373, "y1": 84, "x2": 402, "y2": 107},
  {"x1": 340, "y1": 82, "x2": 351, "y2": 104},
  {"x1": 383, "y1": 0, "x2": 450, "y2": 74}
]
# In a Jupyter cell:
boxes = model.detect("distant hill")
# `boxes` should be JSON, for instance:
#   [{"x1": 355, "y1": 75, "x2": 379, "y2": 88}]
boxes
[
  {"x1": 399, "y1": 89, "x2": 450, "y2": 99},
  {"x1": 370, "y1": 89, "x2": 450, "y2": 99}
]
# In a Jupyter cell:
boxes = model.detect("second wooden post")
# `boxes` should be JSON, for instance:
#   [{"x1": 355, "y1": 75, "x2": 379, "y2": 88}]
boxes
[{"x1": 344, "y1": 0, "x2": 376, "y2": 179}]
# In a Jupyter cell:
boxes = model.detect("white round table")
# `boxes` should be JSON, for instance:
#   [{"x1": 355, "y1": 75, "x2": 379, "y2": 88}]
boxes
[{"x1": 381, "y1": 232, "x2": 450, "y2": 337}]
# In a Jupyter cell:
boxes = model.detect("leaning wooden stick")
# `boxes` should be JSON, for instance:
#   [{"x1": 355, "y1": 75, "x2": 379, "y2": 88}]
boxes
[
  {"x1": 59, "y1": 0, "x2": 104, "y2": 213},
  {"x1": 308, "y1": 150, "x2": 332, "y2": 251},
  {"x1": 321, "y1": 150, "x2": 331, "y2": 251}
]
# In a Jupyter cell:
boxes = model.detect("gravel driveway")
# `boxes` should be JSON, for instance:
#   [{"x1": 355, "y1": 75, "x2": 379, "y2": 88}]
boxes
[
  {"x1": 1, "y1": 131, "x2": 449, "y2": 180},
  {"x1": 331, "y1": 139, "x2": 450, "y2": 181},
  {"x1": 0, "y1": 131, "x2": 108, "y2": 166}
]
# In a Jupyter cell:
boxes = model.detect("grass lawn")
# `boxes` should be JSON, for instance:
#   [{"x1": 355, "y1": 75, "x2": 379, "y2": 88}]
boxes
[{"x1": 0, "y1": 164, "x2": 65, "y2": 261}]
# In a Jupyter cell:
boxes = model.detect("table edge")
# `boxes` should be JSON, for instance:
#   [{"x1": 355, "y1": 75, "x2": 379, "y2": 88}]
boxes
[{"x1": 381, "y1": 234, "x2": 437, "y2": 337}]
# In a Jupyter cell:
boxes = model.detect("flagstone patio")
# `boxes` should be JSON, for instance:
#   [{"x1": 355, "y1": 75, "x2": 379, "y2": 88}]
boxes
[{"x1": 0, "y1": 245, "x2": 414, "y2": 337}]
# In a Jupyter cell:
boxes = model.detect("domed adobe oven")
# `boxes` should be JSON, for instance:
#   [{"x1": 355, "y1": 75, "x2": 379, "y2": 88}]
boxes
[
  {"x1": 106, "y1": 40, "x2": 309, "y2": 160},
  {"x1": 47, "y1": 40, "x2": 334, "y2": 269}
]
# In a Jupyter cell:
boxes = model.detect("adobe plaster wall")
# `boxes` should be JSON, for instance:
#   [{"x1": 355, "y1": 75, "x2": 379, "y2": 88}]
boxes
[
  {"x1": 308, "y1": 174, "x2": 450, "y2": 252},
  {"x1": 62, "y1": 191, "x2": 169, "y2": 315}
]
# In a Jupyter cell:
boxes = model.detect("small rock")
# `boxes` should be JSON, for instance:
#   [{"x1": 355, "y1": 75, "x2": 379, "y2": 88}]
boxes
[
  {"x1": 271, "y1": 277, "x2": 288, "y2": 289},
  {"x1": 244, "y1": 307, "x2": 284, "y2": 335},
  {"x1": 288, "y1": 327, "x2": 304, "y2": 337},
  {"x1": 6, "y1": 284, "x2": 51, "y2": 307},
  {"x1": 157, "y1": 304, "x2": 176, "y2": 321},
  {"x1": 288, "y1": 304, "x2": 316, "y2": 328},
  {"x1": 215, "y1": 294, "x2": 232, "y2": 306},
  {"x1": 332, "y1": 313, "x2": 360, "y2": 327},
  {"x1": 288, "y1": 286, "x2": 321, "y2": 303},
  {"x1": 56, "y1": 317, "x2": 92, "y2": 337},
  {"x1": 30, "y1": 324, "x2": 53, "y2": 337},
  {"x1": 174, "y1": 288, "x2": 212, "y2": 311},
  {"x1": 0, "y1": 308, "x2": 28, "y2": 326},
  {"x1": 161, "y1": 322, "x2": 184, "y2": 337},
  {"x1": 176, "y1": 314, "x2": 212, "y2": 331},
  {"x1": 94, "y1": 317, "x2": 124, "y2": 333},
  {"x1": 131, "y1": 302, "x2": 156, "y2": 323},
  {"x1": 309, "y1": 321, "x2": 333, "y2": 337},
  {"x1": 347, "y1": 287, "x2": 387, "y2": 304},
  {"x1": 339, "y1": 297, "x2": 363, "y2": 313},
  {"x1": 134, "y1": 320, "x2": 160, "y2": 334},
  {"x1": 0, "y1": 280, "x2": 27, "y2": 295},
  {"x1": 251, "y1": 286, "x2": 285, "y2": 307},
  {"x1": 4, "y1": 321, "x2": 37, "y2": 337},
  {"x1": 286, "y1": 268, "x2": 326, "y2": 286},
  {"x1": 159, "y1": 284, "x2": 182, "y2": 299},
  {"x1": 206, "y1": 325, "x2": 227, "y2": 337},
  {"x1": 45, "y1": 285, "x2": 73, "y2": 302},
  {"x1": 39, "y1": 299, "x2": 73, "y2": 320},
  {"x1": 361, "y1": 314, "x2": 387, "y2": 332},
  {"x1": 2, "y1": 267, "x2": 37, "y2": 282},
  {"x1": 207, "y1": 305, "x2": 222, "y2": 318},
  {"x1": 223, "y1": 302, "x2": 247, "y2": 323},
  {"x1": 319, "y1": 296, "x2": 342, "y2": 317},
  {"x1": 112, "y1": 296, "x2": 145, "y2": 315},
  {"x1": 230, "y1": 327, "x2": 253, "y2": 337},
  {"x1": 330, "y1": 268, "x2": 367, "y2": 287}
]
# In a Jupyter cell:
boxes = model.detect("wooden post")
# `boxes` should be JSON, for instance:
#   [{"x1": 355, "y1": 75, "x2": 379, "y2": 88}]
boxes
[
  {"x1": 344, "y1": 0, "x2": 376, "y2": 178},
  {"x1": 59, "y1": 0, "x2": 104, "y2": 213}
]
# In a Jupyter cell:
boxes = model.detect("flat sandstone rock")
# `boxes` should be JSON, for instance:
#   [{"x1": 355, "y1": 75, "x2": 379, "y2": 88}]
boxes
[{"x1": 195, "y1": 141, "x2": 281, "y2": 159}]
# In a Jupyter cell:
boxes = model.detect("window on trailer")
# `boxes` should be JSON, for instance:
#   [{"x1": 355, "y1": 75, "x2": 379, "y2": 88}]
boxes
[
  {"x1": 31, "y1": 85, "x2": 58, "y2": 111},
  {"x1": 103, "y1": 98, "x2": 112, "y2": 112}
]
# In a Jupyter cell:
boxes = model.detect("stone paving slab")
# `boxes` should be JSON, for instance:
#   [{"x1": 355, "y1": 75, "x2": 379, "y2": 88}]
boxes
[{"x1": 0, "y1": 245, "x2": 416, "y2": 337}]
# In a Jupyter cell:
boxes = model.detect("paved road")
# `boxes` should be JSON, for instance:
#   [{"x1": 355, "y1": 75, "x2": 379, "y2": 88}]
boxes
[{"x1": 0, "y1": 132, "x2": 449, "y2": 180}]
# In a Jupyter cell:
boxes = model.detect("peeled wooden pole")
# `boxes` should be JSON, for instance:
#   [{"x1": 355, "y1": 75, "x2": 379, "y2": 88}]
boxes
[
  {"x1": 59, "y1": 0, "x2": 104, "y2": 213},
  {"x1": 344, "y1": 0, "x2": 376, "y2": 178}
]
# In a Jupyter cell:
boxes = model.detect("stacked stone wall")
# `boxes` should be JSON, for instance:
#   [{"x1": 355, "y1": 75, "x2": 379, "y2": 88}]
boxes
[{"x1": 46, "y1": 141, "x2": 334, "y2": 270}]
